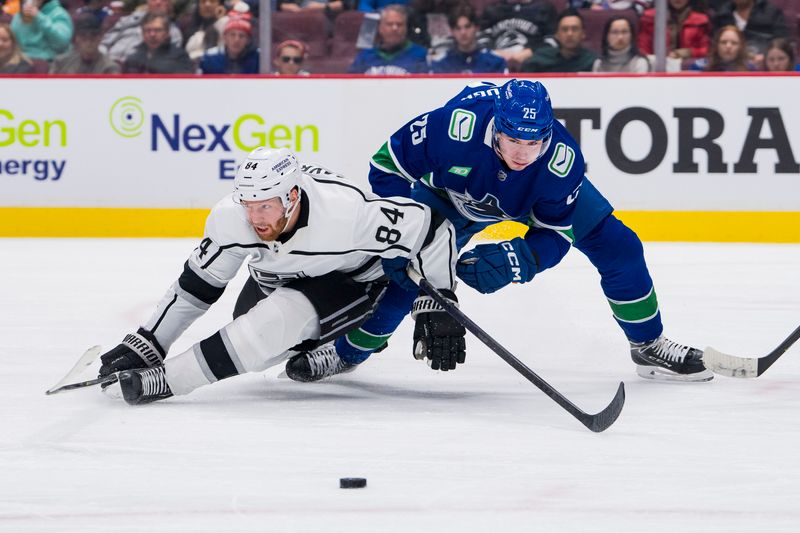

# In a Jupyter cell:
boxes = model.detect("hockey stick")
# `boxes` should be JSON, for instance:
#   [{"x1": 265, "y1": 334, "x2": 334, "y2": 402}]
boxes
[
  {"x1": 45, "y1": 345, "x2": 103, "y2": 395},
  {"x1": 46, "y1": 374, "x2": 119, "y2": 395},
  {"x1": 702, "y1": 324, "x2": 800, "y2": 378},
  {"x1": 407, "y1": 268, "x2": 625, "y2": 433}
]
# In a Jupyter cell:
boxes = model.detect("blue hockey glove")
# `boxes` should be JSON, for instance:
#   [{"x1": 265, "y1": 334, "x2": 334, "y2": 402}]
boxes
[
  {"x1": 456, "y1": 237, "x2": 537, "y2": 294},
  {"x1": 381, "y1": 256, "x2": 419, "y2": 291}
]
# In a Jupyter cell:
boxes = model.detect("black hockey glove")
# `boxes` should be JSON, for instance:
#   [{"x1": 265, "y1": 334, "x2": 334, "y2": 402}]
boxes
[
  {"x1": 98, "y1": 329, "x2": 165, "y2": 378},
  {"x1": 411, "y1": 289, "x2": 466, "y2": 371}
]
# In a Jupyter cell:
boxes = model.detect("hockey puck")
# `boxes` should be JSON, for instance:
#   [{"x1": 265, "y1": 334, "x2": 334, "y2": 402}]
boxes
[{"x1": 339, "y1": 477, "x2": 367, "y2": 489}]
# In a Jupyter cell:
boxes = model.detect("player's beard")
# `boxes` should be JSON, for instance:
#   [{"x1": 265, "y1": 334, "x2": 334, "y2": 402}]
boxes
[{"x1": 251, "y1": 215, "x2": 288, "y2": 242}]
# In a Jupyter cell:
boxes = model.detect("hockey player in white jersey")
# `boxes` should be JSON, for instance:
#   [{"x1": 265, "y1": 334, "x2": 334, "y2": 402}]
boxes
[{"x1": 97, "y1": 147, "x2": 463, "y2": 405}]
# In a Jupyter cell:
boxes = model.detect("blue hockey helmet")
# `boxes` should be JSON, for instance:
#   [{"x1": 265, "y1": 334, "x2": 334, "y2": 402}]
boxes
[{"x1": 493, "y1": 79, "x2": 554, "y2": 146}]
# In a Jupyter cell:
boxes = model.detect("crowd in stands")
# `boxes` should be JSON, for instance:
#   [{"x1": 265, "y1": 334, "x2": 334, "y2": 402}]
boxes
[{"x1": 1, "y1": 0, "x2": 798, "y2": 74}]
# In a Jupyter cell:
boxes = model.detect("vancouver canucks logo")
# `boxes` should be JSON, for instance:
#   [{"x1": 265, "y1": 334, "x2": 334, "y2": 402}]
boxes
[
  {"x1": 447, "y1": 190, "x2": 512, "y2": 222},
  {"x1": 548, "y1": 143, "x2": 575, "y2": 178}
]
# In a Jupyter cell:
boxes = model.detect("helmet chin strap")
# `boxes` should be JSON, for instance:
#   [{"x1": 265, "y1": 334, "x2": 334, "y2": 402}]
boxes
[{"x1": 279, "y1": 189, "x2": 302, "y2": 234}]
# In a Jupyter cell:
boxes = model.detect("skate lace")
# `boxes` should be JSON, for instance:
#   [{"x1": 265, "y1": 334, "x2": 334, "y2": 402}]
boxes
[
  {"x1": 652, "y1": 338, "x2": 691, "y2": 363},
  {"x1": 307, "y1": 347, "x2": 344, "y2": 378},
  {"x1": 141, "y1": 367, "x2": 170, "y2": 397}
]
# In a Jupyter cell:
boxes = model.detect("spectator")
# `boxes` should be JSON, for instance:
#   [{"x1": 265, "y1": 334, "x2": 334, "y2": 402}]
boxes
[
  {"x1": 358, "y1": 0, "x2": 407, "y2": 13},
  {"x1": 75, "y1": 0, "x2": 113, "y2": 27},
  {"x1": 592, "y1": 14, "x2": 650, "y2": 72},
  {"x1": 101, "y1": 0, "x2": 184, "y2": 63},
  {"x1": 521, "y1": 8, "x2": 597, "y2": 72},
  {"x1": 348, "y1": 4, "x2": 427, "y2": 74},
  {"x1": 690, "y1": 24, "x2": 754, "y2": 70},
  {"x1": 277, "y1": 0, "x2": 344, "y2": 17},
  {"x1": 183, "y1": 0, "x2": 227, "y2": 61},
  {"x1": 272, "y1": 39, "x2": 310, "y2": 75},
  {"x1": 407, "y1": 0, "x2": 460, "y2": 59},
  {"x1": 50, "y1": 13, "x2": 120, "y2": 73},
  {"x1": 123, "y1": 12, "x2": 194, "y2": 73},
  {"x1": 581, "y1": 0, "x2": 650, "y2": 13},
  {"x1": 430, "y1": 2, "x2": 507, "y2": 73},
  {"x1": 10, "y1": 0, "x2": 72, "y2": 61},
  {"x1": 0, "y1": 20, "x2": 33, "y2": 73},
  {"x1": 479, "y1": 0, "x2": 557, "y2": 71},
  {"x1": 199, "y1": 15, "x2": 259, "y2": 74},
  {"x1": 638, "y1": 0, "x2": 711, "y2": 61},
  {"x1": 711, "y1": 0, "x2": 788, "y2": 61},
  {"x1": 763, "y1": 37, "x2": 798, "y2": 71}
]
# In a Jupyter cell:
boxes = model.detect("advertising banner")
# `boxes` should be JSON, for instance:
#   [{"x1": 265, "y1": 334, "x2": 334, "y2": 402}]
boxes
[{"x1": 1, "y1": 75, "x2": 798, "y2": 240}]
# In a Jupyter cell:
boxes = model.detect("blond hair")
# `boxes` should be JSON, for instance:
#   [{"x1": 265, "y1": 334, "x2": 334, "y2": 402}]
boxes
[{"x1": 0, "y1": 22, "x2": 31, "y2": 69}]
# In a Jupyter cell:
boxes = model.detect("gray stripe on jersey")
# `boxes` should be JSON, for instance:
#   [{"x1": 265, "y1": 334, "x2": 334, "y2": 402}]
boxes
[
  {"x1": 186, "y1": 259, "x2": 227, "y2": 288},
  {"x1": 174, "y1": 283, "x2": 213, "y2": 311},
  {"x1": 193, "y1": 344, "x2": 219, "y2": 384},
  {"x1": 351, "y1": 262, "x2": 384, "y2": 283},
  {"x1": 219, "y1": 327, "x2": 246, "y2": 375},
  {"x1": 320, "y1": 294, "x2": 370, "y2": 326}
]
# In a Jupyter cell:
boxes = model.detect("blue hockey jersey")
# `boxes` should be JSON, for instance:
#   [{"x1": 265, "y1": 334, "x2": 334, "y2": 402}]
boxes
[
  {"x1": 369, "y1": 82, "x2": 586, "y2": 273},
  {"x1": 347, "y1": 42, "x2": 428, "y2": 75},
  {"x1": 430, "y1": 48, "x2": 508, "y2": 74}
]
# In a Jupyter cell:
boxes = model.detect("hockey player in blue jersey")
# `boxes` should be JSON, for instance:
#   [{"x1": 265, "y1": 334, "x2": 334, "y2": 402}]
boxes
[{"x1": 285, "y1": 79, "x2": 713, "y2": 383}]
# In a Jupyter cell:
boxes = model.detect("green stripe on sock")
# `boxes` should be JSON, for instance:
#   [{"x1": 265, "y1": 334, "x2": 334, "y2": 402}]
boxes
[
  {"x1": 608, "y1": 288, "x2": 659, "y2": 323},
  {"x1": 371, "y1": 142, "x2": 400, "y2": 173},
  {"x1": 346, "y1": 328, "x2": 392, "y2": 351}
]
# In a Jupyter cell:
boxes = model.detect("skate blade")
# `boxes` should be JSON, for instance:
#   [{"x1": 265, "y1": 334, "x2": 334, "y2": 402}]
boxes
[{"x1": 636, "y1": 365, "x2": 714, "y2": 383}]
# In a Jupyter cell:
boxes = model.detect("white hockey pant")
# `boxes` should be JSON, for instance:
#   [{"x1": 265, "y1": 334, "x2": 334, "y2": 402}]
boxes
[{"x1": 166, "y1": 287, "x2": 320, "y2": 395}]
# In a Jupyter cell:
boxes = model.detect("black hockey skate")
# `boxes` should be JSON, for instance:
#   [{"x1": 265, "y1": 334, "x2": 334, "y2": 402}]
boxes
[
  {"x1": 630, "y1": 335, "x2": 713, "y2": 382},
  {"x1": 285, "y1": 344, "x2": 357, "y2": 383},
  {"x1": 118, "y1": 366, "x2": 174, "y2": 405}
]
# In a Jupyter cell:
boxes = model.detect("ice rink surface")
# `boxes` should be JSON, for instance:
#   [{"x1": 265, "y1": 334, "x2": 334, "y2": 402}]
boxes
[{"x1": 1, "y1": 239, "x2": 798, "y2": 533}]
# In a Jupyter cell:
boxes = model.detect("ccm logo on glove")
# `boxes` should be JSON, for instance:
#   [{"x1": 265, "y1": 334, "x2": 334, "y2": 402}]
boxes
[
  {"x1": 500, "y1": 241, "x2": 523, "y2": 282},
  {"x1": 456, "y1": 237, "x2": 538, "y2": 294}
]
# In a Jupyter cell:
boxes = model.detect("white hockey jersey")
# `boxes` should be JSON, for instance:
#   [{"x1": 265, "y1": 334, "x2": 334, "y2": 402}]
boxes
[{"x1": 141, "y1": 164, "x2": 457, "y2": 352}]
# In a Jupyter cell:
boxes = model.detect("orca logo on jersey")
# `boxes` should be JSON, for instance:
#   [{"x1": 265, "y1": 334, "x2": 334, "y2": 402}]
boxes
[
  {"x1": 447, "y1": 190, "x2": 512, "y2": 223},
  {"x1": 500, "y1": 241, "x2": 522, "y2": 281}
]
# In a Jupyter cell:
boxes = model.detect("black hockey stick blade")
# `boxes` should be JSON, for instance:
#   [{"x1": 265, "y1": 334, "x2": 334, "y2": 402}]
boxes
[
  {"x1": 46, "y1": 374, "x2": 118, "y2": 395},
  {"x1": 408, "y1": 269, "x2": 624, "y2": 432},
  {"x1": 576, "y1": 381, "x2": 625, "y2": 433},
  {"x1": 703, "y1": 324, "x2": 800, "y2": 378}
]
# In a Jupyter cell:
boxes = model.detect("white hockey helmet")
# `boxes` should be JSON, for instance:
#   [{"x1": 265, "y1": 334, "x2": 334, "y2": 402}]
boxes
[{"x1": 234, "y1": 147, "x2": 301, "y2": 210}]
